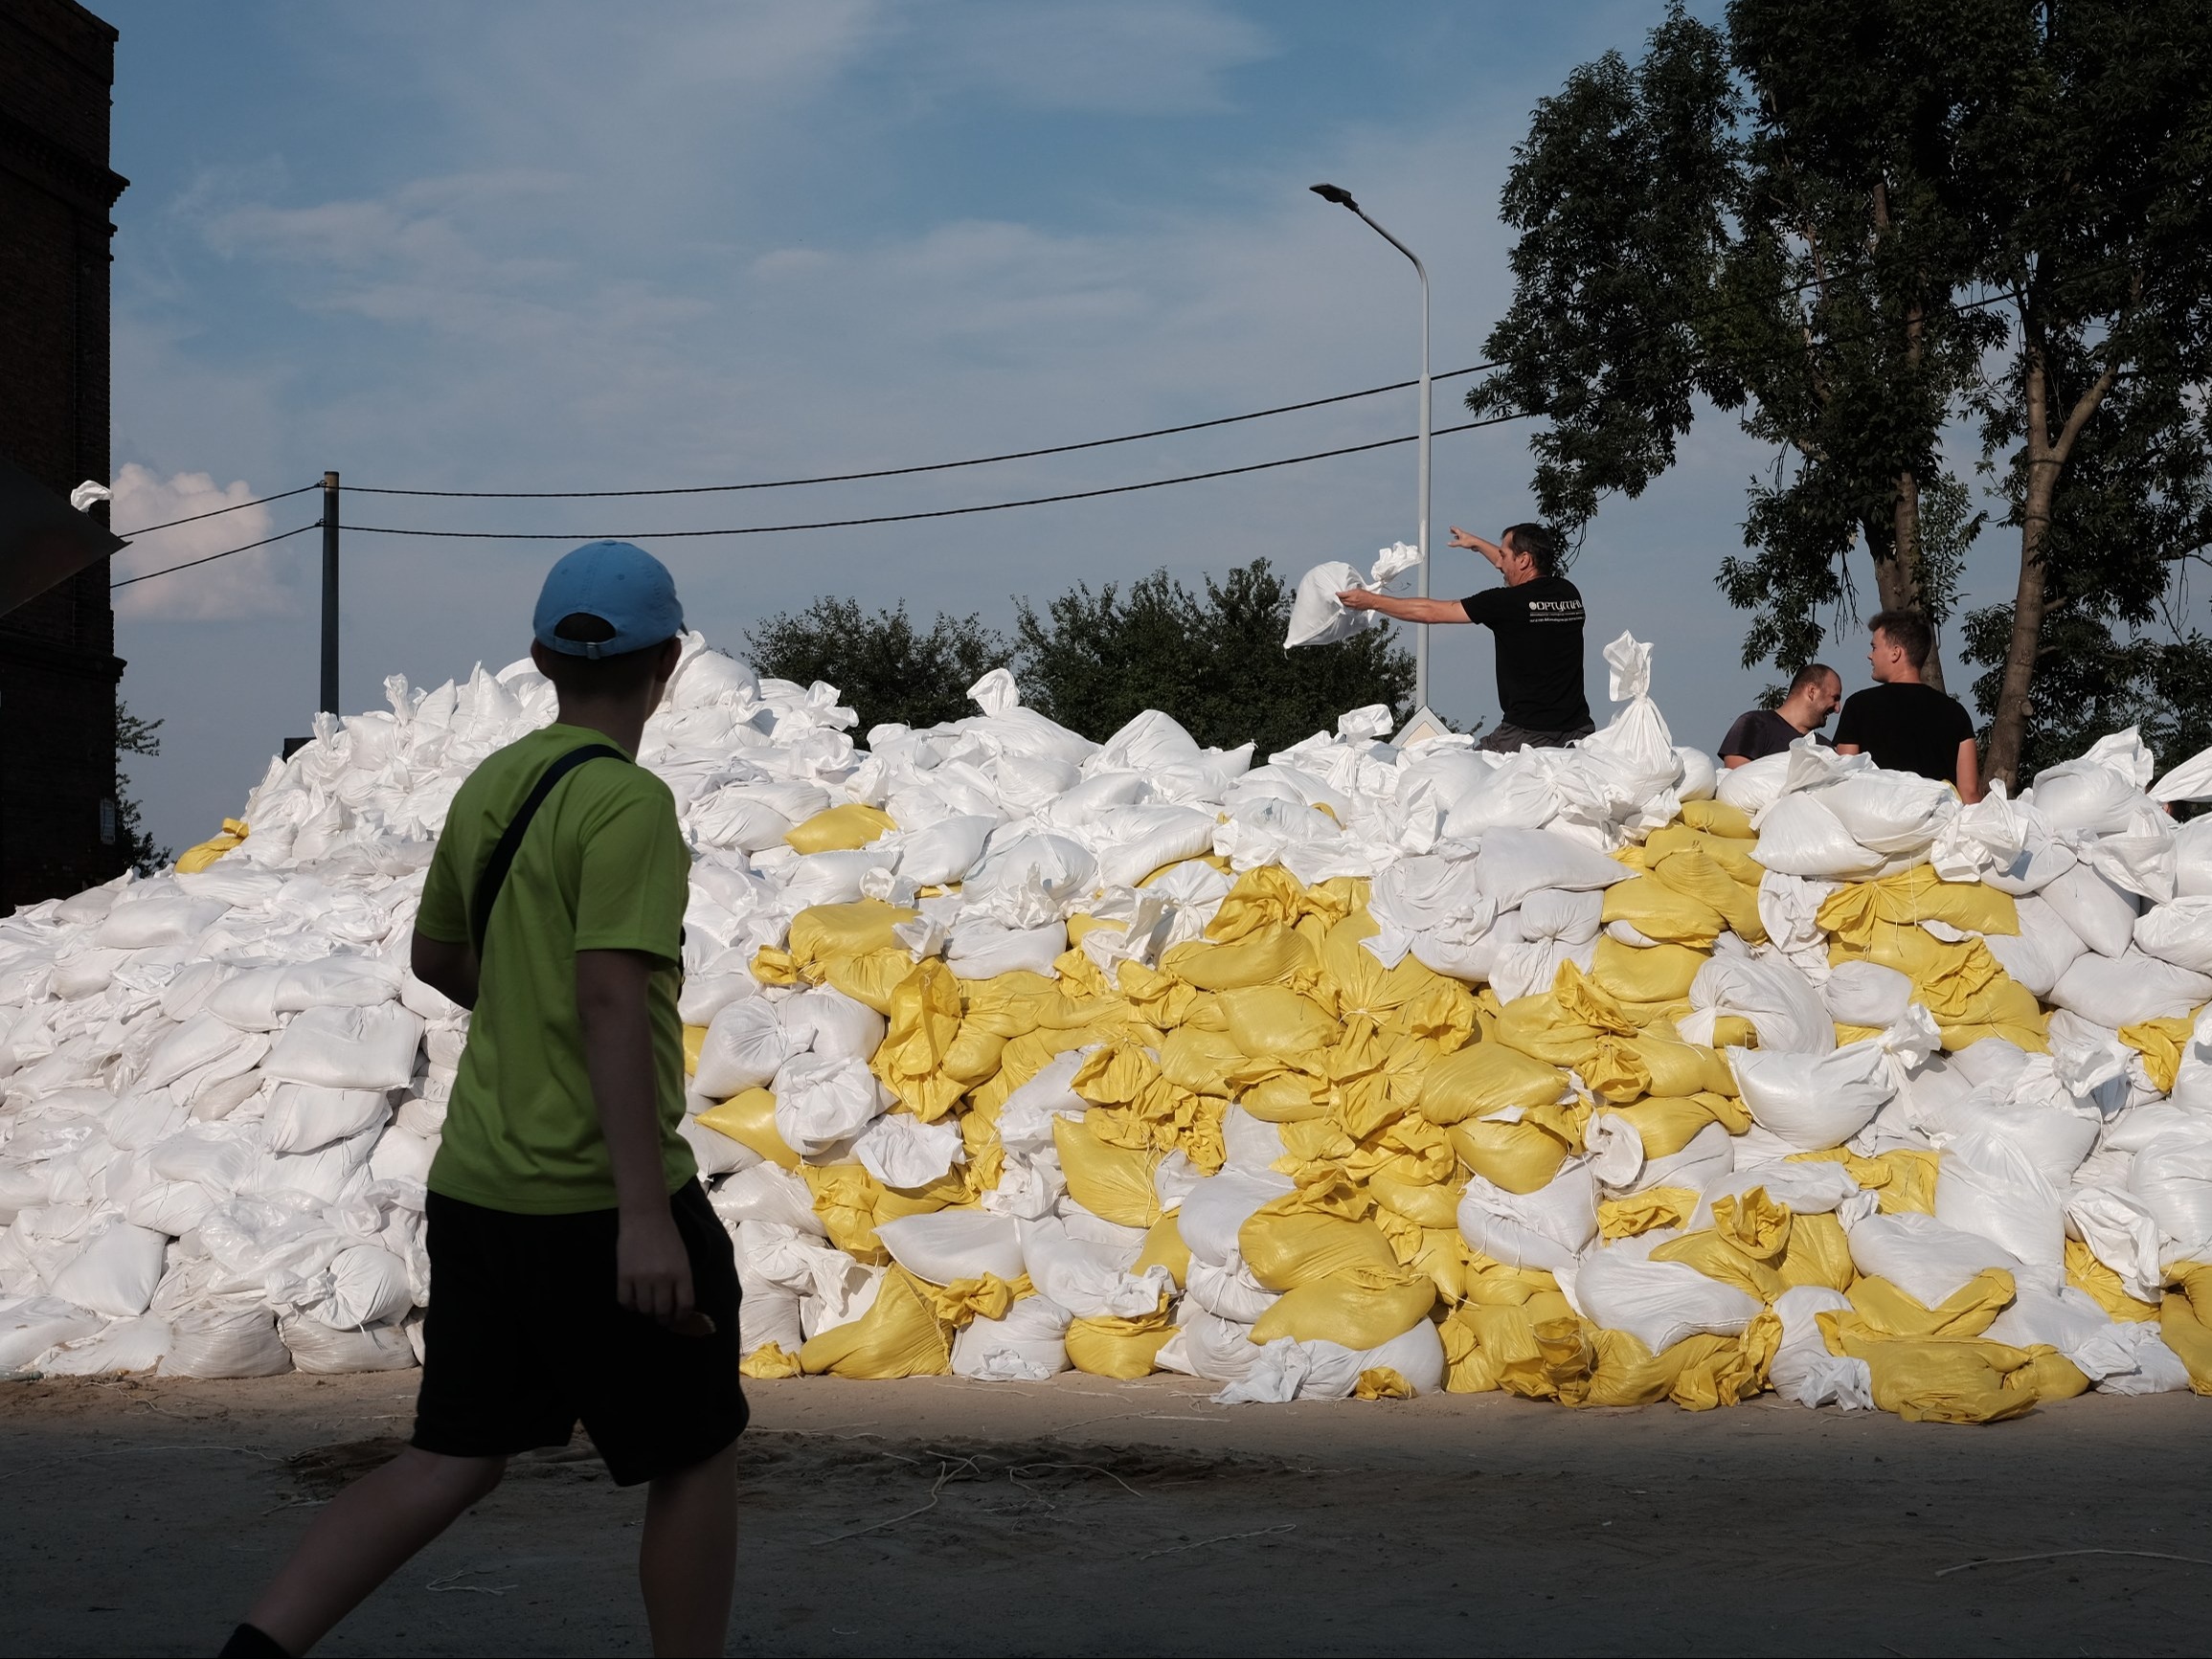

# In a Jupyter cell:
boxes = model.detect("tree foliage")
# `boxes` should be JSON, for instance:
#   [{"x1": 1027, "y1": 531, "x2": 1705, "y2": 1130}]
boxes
[
  {"x1": 115, "y1": 696, "x2": 169, "y2": 876},
  {"x1": 744, "y1": 599, "x2": 1012, "y2": 734},
  {"x1": 743, "y1": 561, "x2": 1416, "y2": 757},
  {"x1": 1014, "y1": 560, "x2": 1415, "y2": 755},
  {"x1": 1475, "y1": 0, "x2": 2212, "y2": 782}
]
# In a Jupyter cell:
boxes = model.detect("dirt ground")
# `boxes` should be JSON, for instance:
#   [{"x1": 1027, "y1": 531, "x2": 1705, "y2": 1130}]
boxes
[{"x1": 3, "y1": 1370, "x2": 2208, "y2": 1657}]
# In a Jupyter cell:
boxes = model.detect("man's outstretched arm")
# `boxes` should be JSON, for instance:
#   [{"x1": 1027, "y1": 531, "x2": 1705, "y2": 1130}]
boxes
[{"x1": 1339, "y1": 591, "x2": 1468, "y2": 623}]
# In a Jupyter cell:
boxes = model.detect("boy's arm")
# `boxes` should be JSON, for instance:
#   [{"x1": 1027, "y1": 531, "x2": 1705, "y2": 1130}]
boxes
[
  {"x1": 576, "y1": 946, "x2": 692, "y2": 1325},
  {"x1": 410, "y1": 931, "x2": 480, "y2": 1011}
]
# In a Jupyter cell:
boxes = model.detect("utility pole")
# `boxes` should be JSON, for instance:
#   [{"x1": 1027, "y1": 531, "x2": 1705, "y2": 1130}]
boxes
[{"x1": 320, "y1": 470, "x2": 340, "y2": 716}]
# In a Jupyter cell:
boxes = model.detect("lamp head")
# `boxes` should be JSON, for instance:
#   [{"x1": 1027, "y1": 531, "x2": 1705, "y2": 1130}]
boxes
[{"x1": 1310, "y1": 183, "x2": 1359, "y2": 210}]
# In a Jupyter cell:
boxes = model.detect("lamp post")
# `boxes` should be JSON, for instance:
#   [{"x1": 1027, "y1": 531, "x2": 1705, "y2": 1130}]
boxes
[{"x1": 1311, "y1": 183, "x2": 1431, "y2": 712}]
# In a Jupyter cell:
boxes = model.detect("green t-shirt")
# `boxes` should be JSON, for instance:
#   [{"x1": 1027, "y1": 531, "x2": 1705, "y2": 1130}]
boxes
[{"x1": 415, "y1": 723, "x2": 696, "y2": 1215}]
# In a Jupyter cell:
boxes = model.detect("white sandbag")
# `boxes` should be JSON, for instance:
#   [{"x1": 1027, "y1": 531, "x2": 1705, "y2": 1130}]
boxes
[
  {"x1": 2033, "y1": 751, "x2": 2149, "y2": 836},
  {"x1": 49, "y1": 1221, "x2": 169, "y2": 1317},
  {"x1": 1690, "y1": 1160, "x2": 1866, "y2": 1226},
  {"x1": 676, "y1": 1115, "x2": 756, "y2": 1177},
  {"x1": 1727, "y1": 1040, "x2": 1893, "y2": 1152},
  {"x1": 944, "y1": 919, "x2": 1066, "y2": 979},
  {"x1": 0, "y1": 1295, "x2": 102, "y2": 1370},
  {"x1": 263, "y1": 1084, "x2": 390, "y2": 1155},
  {"x1": 2040, "y1": 861, "x2": 2139, "y2": 958},
  {"x1": 770, "y1": 1053, "x2": 889, "y2": 1158},
  {"x1": 1715, "y1": 751, "x2": 1793, "y2": 816},
  {"x1": 1176, "y1": 1169, "x2": 1295, "y2": 1267},
  {"x1": 875, "y1": 1211, "x2": 1027, "y2": 1286},
  {"x1": 692, "y1": 1000, "x2": 789, "y2": 1099},
  {"x1": 1682, "y1": 953, "x2": 1834, "y2": 1054},
  {"x1": 94, "y1": 894, "x2": 230, "y2": 950},
  {"x1": 1473, "y1": 827, "x2": 1632, "y2": 910},
  {"x1": 710, "y1": 1162, "x2": 827, "y2": 1236},
  {"x1": 1822, "y1": 960, "x2": 1912, "y2": 1028},
  {"x1": 1283, "y1": 543, "x2": 1419, "y2": 649},
  {"x1": 1220, "y1": 1107, "x2": 1287, "y2": 1175},
  {"x1": 139, "y1": 1013, "x2": 258, "y2": 1091},
  {"x1": 1018, "y1": 1219, "x2": 1169, "y2": 1317},
  {"x1": 205, "y1": 968, "x2": 289, "y2": 1031},
  {"x1": 1569, "y1": 1249, "x2": 1759, "y2": 1355},
  {"x1": 1817, "y1": 769, "x2": 1957, "y2": 856},
  {"x1": 895, "y1": 815, "x2": 997, "y2": 886},
  {"x1": 367, "y1": 1125, "x2": 438, "y2": 1186},
  {"x1": 2171, "y1": 818, "x2": 2212, "y2": 897},
  {"x1": 1456, "y1": 1159, "x2": 1597, "y2": 1272},
  {"x1": 279, "y1": 1313, "x2": 416, "y2": 1374},
  {"x1": 274, "y1": 955, "x2": 402, "y2": 1012},
  {"x1": 263, "y1": 1003, "x2": 424, "y2": 1091},
  {"x1": 1184, "y1": 1255, "x2": 1279, "y2": 1323},
  {"x1": 1617, "y1": 1119, "x2": 1735, "y2": 1196},
  {"x1": 1767, "y1": 1286, "x2": 1873, "y2": 1410},
  {"x1": 2133, "y1": 896, "x2": 2212, "y2": 975},
  {"x1": 1934, "y1": 1128, "x2": 2065, "y2": 1271},
  {"x1": 1847, "y1": 1209, "x2": 2041, "y2": 1305},
  {"x1": 2049, "y1": 950, "x2": 2212, "y2": 1028},
  {"x1": 2128, "y1": 1131, "x2": 2212, "y2": 1263},
  {"x1": 1984, "y1": 893, "x2": 2086, "y2": 998},
  {"x1": 1092, "y1": 806, "x2": 1221, "y2": 889},
  {"x1": 951, "y1": 1293, "x2": 1072, "y2": 1381},
  {"x1": 40, "y1": 1314, "x2": 173, "y2": 1376},
  {"x1": 321, "y1": 1244, "x2": 416, "y2": 1328},
  {"x1": 779, "y1": 987, "x2": 888, "y2": 1065},
  {"x1": 677, "y1": 972, "x2": 756, "y2": 1028},
  {"x1": 851, "y1": 1110, "x2": 963, "y2": 1189},
  {"x1": 1675, "y1": 747, "x2": 1718, "y2": 802},
  {"x1": 963, "y1": 833, "x2": 1098, "y2": 928},
  {"x1": 1155, "y1": 1308, "x2": 1265, "y2": 1383},
  {"x1": 1751, "y1": 792, "x2": 1885, "y2": 879}
]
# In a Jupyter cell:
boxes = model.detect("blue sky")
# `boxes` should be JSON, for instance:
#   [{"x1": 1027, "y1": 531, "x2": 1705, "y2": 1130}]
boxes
[{"x1": 101, "y1": 0, "x2": 2021, "y2": 852}]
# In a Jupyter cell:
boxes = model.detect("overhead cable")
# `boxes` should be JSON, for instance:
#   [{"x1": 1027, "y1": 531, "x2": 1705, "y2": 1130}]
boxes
[{"x1": 108, "y1": 522, "x2": 320, "y2": 590}]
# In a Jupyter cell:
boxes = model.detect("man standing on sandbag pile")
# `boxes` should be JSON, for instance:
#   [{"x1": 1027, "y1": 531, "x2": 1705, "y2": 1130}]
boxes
[
  {"x1": 1339, "y1": 521, "x2": 1591, "y2": 751},
  {"x1": 1833, "y1": 608, "x2": 1984, "y2": 802},
  {"x1": 220, "y1": 542, "x2": 745, "y2": 1659},
  {"x1": 1718, "y1": 662, "x2": 1841, "y2": 767}
]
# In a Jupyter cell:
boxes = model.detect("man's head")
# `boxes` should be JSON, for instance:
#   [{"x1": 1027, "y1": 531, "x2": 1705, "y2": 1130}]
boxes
[
  {"x1": 529, "y1": 541, "x2": 685, "y2": 706},
  {"x1": 1782, "y1": 661, "x2": 1842, "y2": 727},
  {"x1": 1867, "y1": 608, "x2": 1933, "y2": 684},
  {"x1": 1499, "y1": 522, "x2": 1559, "y2": 583}
]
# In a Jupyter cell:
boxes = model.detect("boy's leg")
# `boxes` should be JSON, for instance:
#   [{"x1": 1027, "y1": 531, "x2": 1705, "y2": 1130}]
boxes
[
  {"x1": 244, "y1": 1447, "x2": 507, "y2": 1654},
  {"x1": 639, "y1": 1441, "x2": 739, "y2": 1657}
]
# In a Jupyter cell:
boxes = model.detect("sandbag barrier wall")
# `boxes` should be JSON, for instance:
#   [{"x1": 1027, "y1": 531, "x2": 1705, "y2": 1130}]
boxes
[{"x1": 2, "y1": 636, "x2": 2210, "y2": 1421}]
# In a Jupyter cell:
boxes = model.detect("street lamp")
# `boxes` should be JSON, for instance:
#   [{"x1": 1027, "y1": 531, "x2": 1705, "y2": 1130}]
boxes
[{"x1": 1311, "y1": 183, "x2": 1432, "y2": 712}]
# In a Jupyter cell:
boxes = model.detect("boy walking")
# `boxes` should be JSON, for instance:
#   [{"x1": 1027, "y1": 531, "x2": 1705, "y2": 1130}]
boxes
[{"x1": 223, "y1": 543, "x2": 744, "y2": 1657}]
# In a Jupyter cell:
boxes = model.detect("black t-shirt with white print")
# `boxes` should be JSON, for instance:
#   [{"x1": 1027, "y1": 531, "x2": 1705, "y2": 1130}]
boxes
[{"x1": 1459, "y1": 575, "x2": 1591, "y2": 732}]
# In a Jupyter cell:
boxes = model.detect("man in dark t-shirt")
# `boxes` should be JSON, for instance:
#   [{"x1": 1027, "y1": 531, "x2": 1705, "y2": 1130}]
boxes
[
  {"x1": 1719, "y1": 662, "x2": 1840, "y2": 766},
  {"x1": 1339, "y1": 521, "x2": 1591, "y2": 751},
  {"x1": 1832, "y1": 608, "x2": 1982, "y2": 800}
]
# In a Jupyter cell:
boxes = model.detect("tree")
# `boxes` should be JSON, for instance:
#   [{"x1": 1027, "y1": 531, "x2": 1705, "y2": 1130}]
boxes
[
  {"x1": 1013, "y1": 559, "x2": 1416, "y2": 756},
  {"x1": 744, "y1": 599, "x2": 1012, "y2": 733},
  {"x1": 1473, "y1": 0, "x2": 2212, "y2": 783},
  {"x1": 115, "y1": 696, "x2": 170, "y2": 876}
]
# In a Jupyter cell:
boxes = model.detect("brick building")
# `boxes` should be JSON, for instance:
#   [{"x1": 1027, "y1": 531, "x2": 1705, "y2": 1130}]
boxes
[{"x1": 0, "y1": 0, "x2": 127, "y2": 909}]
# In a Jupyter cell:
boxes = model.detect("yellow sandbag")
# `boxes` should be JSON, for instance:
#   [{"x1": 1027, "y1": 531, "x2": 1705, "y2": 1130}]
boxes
[
  {"x1": 784, "y1": 801, "x2": 895, "y2": 853},
  {"x1": 788, "y1": 901, "x2": 916, "y2": 970},
  {"x1": 1448, "y1": 1104, "x2": 1586, "y2": 1196},
  {"x1": 1816, "y1": 1323, "x2": 2044, "y2": 1424},
  {"x1": 682, "y1": 1023, "x2": 707, "y2": 1078},
  {"x1": 1679, "y1": 798, "x2": 1755, "y2": 839},
  {"x1": 1160, "y1": 923, "x2": 1318, "y2": 991},
  {"x1": 2160, "y1": 1261, "x2": 2212, "y2": 1393},
  {"x1": 176, "y1": 817, "x2": 249, "y2": 874},
  {"x1": 1598, "y1": 1186, "x2": 1699, "y2": 1239},
  {"x1": 799, "y1": 1267, "x2": 952, "y2": 1378},
  {"x1": 1159, "y1": 1025, "x2": 1243, "y2": 1094},
  {"x1": 1601, "y1": 875, "x2": 1723, "y2": 948},
  {"x1": 1066, "y1": 1308, "x2": 1177, "y2": 1378},
  {"x1": 1776, "y1": 1210, "x2": 1856, "y2": 1293},
  {"x1": 1136, "y1": 1213, "x2": 1191, "y2": 1287},
  {"x1": 750, "y1": 944, "x2": 801, "y2": 987},
  {"x1": 823, "y1": 946, "x2": 923, "y2": 1016},
  {"x1": 1650, "y1": 846, "x2": 1765, "y2": 942},
  {"x1": 696, "y1": 1087, "x2": 801, "y2": 1169},
  {"x1": 739, "y1": 1342, "x2": 803, "y2": 1379},
  {"x1": 1238, "y1": 1196, "x2": 1403, "y2": 1289},
  {"x1": 1817, "y1": 865, "x2": 2019, "y2": 945},
  {"x1": 1841, "y1": 1268, "x2": 2018, "y2": 1339},
  {"x1": 924, "y1": 1273, "x2": 1025, "y2": 1326},
  {"x1": 1051, "y1": 1115, "x2": 1162, "y2": 1229},
  {"x1": 1789, "y1": 1145, "x2": 1940, "y2": 1214},
  {"x1": 1318, "y1": 912, "x2": 1461, "y2": 1023},
  {"x1": 2064, "y1": 1238, "x2": 2160, "y2": 1323},
  {"x1": 1643, "y1": 822, "x2": 1766, "y2": 886},
  {"x1": 1218, "y1": 984, "x2": 1341, "y2": 1060},
  {"x1": 1630, "y1": 1028, "x2": 1736, "y2": 1097},
  {"x1": 1354, "y1": 1366, "x2": 1414, "y2": 1400},
  {"x1": 870, "y1": 958, "x2": 965, "y2": 1120},
  {"x1": 1590, "y1": 936, "x2": 1708, "y2": 1005},
  {"x1": 1368, "y1": 1168, "x2": 1464, "y2": 1229},
  {"x1": 1613, "y1": 1092, "x2": 1747, "y2": 1158},
  {"x1": 2121, "y1": 1018, "x2": 2194, "y2": 1094},
  {"x1": 1576, "y1": 1325, "x2": 1770, "y2": 1410},
  {"x1": 1251, "y1": 1274, "x2": 1436, "y2": 1349},
  {"x1": 1416, "y1": 1042, "x2": 1568, "y2": 1126}
]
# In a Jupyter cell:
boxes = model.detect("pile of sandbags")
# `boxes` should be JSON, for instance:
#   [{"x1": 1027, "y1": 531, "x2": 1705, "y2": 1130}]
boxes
[{"x1": 3, "y1": 626, "x2": 2211, "y2": 1425}]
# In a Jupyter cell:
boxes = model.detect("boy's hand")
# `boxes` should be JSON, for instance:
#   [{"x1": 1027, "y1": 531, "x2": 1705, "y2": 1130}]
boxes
[{"x1": 617, "y1": 1207, "x2": 695, "y2": 1326}]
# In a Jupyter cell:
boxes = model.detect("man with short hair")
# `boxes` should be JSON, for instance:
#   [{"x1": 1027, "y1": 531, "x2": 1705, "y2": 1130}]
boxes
[
  {"x1": 1833, "y1": 608, "x2": 1983, "y2": 801},
  {"x1": 224, "y1": 542, "x2": 744, "y2": 1659},
  {"x1": 1719, "y1": 662, "x2": 1841, "y2": 767},
  {"x1": 1339, "y1": 520, "x2": 1591, "y2": 751}
]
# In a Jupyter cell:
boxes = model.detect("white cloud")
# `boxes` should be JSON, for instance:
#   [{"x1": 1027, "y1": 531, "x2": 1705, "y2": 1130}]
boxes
[{"x1": 109, "y1": 464, "x2": 295, "y2": 621}]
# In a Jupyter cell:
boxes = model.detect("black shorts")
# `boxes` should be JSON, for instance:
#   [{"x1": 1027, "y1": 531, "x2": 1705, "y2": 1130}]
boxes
[{"x1": 411, "y1": 1179, "x2": 747, "y2": 1486}]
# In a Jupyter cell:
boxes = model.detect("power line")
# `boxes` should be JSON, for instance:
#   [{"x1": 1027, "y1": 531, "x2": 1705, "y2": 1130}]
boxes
[
  {"x1": 336, "y1": 413, "x2": 1535, "y2": 542},
  {"x1": 108, "y1": 522, "x2": 319, "y2": 590},
  {"x1": 113, "y1": 482, "x2": 320, "y2": 539},
  {"x1": 344, "y1": 368, "x2": 1489, "y2": 501}
]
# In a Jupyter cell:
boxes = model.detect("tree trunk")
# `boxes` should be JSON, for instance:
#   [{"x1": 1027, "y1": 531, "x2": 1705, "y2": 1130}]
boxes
[{"x1": 1872, "y1": 466, "x2": 1946, "y2": 690}]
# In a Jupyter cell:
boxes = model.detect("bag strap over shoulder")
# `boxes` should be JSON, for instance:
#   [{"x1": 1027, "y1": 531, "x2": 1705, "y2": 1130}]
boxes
[{"x1": 468, "y1": 743, "x2": 629, "y2": 953}]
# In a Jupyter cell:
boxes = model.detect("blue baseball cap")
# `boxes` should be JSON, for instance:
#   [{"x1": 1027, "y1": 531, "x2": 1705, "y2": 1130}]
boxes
[{"x1": 532, "y1": 541, "x2": 685, "y2": 659}]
